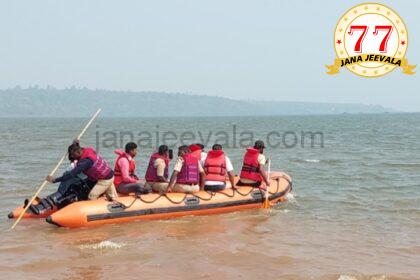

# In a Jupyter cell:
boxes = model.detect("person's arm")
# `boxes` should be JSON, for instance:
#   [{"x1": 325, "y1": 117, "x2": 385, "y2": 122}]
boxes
[
  {"x1": 119, "y1": 158, "x2": 138, "y2": 184},
  {"x1": 48, "y1": 158, "x2": 93, "y2": 183},
  {"x1": 259, "y1": 164, "x2": 270, "y2": 186},
  {"x1": 198, "y1": 162, "x2": 205, "y2": 190},
  {"x1": 225, "y1": 157, "x2": 236, "y2": 189},
  {"x1": 155, "y1": 159, "x2": 169, "y2": 183},
  {"x1": 227, "y1": 171, "x2": 236, "y2": 189},
  {"x1": 167, "y1": 171, "x2": 178, "y2": 192}
]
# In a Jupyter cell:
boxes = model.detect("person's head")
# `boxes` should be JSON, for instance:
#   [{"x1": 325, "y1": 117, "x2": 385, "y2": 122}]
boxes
[
  {"x1": 212, "y1": 144, "x2": 223, "y2": 151},
  {"x1": 125, "y1": 142, "x2": 138, "y2": 157},
  {"x1": 254, "y1": 140, "x2": 265, "y2": 153},
  {"x1": 178, "y1": 145, "x2": 190, "y2": 156},
  {"x1": 158, "y1": 145, "x2": 169, "y2": 156},
  {"x1": 195, "y1": 143, "x2": 205, "y2": 150},
  {"x1": 189, "y1": 144, "x2": 201, "y2": 153},
  {"x1": 68, "y1": 143, "x2": 82, "y2": 160}
]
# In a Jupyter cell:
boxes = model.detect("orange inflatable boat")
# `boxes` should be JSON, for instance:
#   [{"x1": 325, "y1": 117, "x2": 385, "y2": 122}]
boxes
[
  {"x1": 10, "y1": 172, "x2": 292, "y2": 228},
  {"x1": 8, "y1": 200, "x2": 57, "y2": 219}
]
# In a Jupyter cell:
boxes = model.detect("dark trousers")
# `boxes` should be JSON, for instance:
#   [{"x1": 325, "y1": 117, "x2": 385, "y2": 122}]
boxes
[
  {"x1": 236, "y1": 180, "x2": 261, "y2": 188},
  {"x1": 117, "y1": 182, "x2": 151, "y2": 195},
  {"x1": 204, "y1": 184, "x2": 226, "y2": 192}
]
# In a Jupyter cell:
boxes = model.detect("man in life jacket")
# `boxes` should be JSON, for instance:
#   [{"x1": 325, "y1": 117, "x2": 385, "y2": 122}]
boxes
[
  {"x1": 189, "y1": 143, "x2": 207, "y2": 167},
  {"x1": 114, "y1": 142, "x2": 151, "y2": 195},
  {"x1": 203, "y1": 144, "x2": 235, "y2": 192},
  {"x1": 237, "y1": 140, "x2": 270, "y2": 189},
  {"x1": 46, "y1": 141, "x2": 118, "y2": 200},
  {"x1": 145, "y1": 145, "x2": 171, "y2": 193},
  {"x1": 167, "y1": 145, "x2": 206, "y2": 193}
]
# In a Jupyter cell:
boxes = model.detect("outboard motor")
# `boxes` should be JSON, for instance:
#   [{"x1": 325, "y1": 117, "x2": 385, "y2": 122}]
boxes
[{"x1": 28, "y1": 176, "x2": 91, "y2": 215}]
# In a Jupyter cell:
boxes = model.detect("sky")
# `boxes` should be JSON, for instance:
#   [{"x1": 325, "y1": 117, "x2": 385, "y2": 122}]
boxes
[{"x1": 0, "y1": 0, "x2": 419, "y2": 111}]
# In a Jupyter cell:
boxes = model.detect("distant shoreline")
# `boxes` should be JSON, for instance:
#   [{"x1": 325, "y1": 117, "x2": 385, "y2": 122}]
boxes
[
  {"x1": 0, "y1": 87, "x2": 395, "y2": 117},
  {"x1": 2, "y1": 112, "x2": 418, "y2": 119}
]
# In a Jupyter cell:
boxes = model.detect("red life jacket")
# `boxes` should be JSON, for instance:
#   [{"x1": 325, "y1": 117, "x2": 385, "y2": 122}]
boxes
[
  {"x1": 145, "y1": 153, "x2": 169, "y2": 182},
  {"x1": 113, "y1": 150, "x2": 138, "y2": 187},
  {"x1": 204, "y1": 150, "x2": 227, "y2": 182},
  {"x1": 177, "y1": 154, "x2": 200, "y2": 184},
  {"x1": 80, "y1": 147, "x2": 112, "y2": 181},
  {"x1": 240, "y1": 147, "x2": 263, "y2": 182},
  {"x1": 189, "y1": 149, "x2": 202, "y2": 161}
]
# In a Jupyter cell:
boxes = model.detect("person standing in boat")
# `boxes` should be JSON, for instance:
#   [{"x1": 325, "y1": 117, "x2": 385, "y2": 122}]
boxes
[
  {"x1": 144, "y1": 145, "x2": 171, "y2": 193},
  {"x1": 203, "y1": 144, "x2": 236, "y2": 191},
  {"x1": 237, "y1": 140, "x2": 270, "y2": 189},
  {"x1": 46, "y1": 141, "x2": 118, "y2": 200},
  {"x1": 167, "y1": 145, "x2": 206, "y2": 193},
  {"x1": 113, "y1": 142, "x2": 151, "y2": 195}
]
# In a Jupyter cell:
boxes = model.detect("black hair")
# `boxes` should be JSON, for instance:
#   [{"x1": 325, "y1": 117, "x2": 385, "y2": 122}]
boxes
[
  {"x1": 178, "y1": 145, "x2": 190, "y2": 153},
  {"x1": 158, "y1": 145, "x2": 169, "y2": 155},
  {"x1": 125, "y1": 142, "x2": 138, "y2": 153},
  {"x1": 212, "y1": 144, "x2": 222, "y2": 150},
  {"x1": 68, "y1": 143, "x2": 81, "y2": 155},
  {"x1": 254, "y1": 140, "x2": 265, "y2": 150}
]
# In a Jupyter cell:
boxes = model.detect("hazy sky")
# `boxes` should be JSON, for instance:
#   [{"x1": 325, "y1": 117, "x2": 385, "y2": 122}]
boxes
[{"x1": 1, "y1": 0, "x2": 419, "y2": 111}]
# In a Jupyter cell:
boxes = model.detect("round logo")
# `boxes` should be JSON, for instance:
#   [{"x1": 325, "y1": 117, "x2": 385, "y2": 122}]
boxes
[{"x1": 327, "y1": 3, "x2": 415, "y2": 77}]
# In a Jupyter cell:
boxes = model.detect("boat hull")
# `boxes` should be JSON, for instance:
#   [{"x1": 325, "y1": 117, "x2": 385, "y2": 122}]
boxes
[{"x1": 47, "y1": 172, "x2": 292, "y2": 228}]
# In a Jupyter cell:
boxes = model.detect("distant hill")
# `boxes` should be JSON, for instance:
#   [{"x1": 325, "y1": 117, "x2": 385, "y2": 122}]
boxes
[{"x1": 0, "y1": 87, "x2": 393, "y2": 117}]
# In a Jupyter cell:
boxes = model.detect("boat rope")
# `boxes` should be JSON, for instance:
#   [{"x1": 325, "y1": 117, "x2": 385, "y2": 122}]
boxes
[
  {"x1": 191, "y1": 191, "x2": 214, "y2": 201},
  {"x1": 234, "y1": 187, "x2": 255, "y2": 197},
  {"x1": 137, "y1": 194, "x2": 163, "y2": 204},
  {"x1": 109, "y1": 176, "x2": 292, "y2": 210},
  {"x1": 163, "y1": 193, "x2": 188, "y2": 204}
]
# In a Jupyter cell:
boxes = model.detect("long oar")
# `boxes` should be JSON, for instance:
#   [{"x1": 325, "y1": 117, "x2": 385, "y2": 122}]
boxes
[
  {"x1": 9, "y1": 109, "x2": 102, "y2": 230},
  {"x1": 262, "y1": 158, "x2": 271, "y2": 209}
]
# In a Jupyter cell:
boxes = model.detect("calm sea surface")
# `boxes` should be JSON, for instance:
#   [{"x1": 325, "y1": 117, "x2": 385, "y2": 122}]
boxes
[{"x1": 0, "y1": 114, "x2": 419, "y2": 280}]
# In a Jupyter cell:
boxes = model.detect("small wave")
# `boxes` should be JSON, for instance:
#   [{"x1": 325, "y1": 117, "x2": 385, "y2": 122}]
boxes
[
  {"x1": 338, "y1": 275, "x2": 358, "y2": 280},
  {"x1": 285, "y1": 192, "x2": 296, "y2": 203},
  {"x1": 79, "y1": 240, "x2": 126, "y2": 250},
  {"x1": 304, "y1": 159, "x2": 320, "y2": 163},
  {"x1": 383, "y1": 162, "x2": 420, "y2": 168},
  {"x1": 338, "y1": 275, "x2": 387, "y2": 280}
]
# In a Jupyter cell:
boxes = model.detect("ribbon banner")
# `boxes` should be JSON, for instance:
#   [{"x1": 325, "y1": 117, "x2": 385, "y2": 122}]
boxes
[{"x1": 326, "y1": 54, "x2": 416, "y2": 75}]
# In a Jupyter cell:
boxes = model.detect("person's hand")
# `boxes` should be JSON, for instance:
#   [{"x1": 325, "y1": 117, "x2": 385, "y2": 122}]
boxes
[
  {"x1": 46, "y1": 175, "x2": 54, "y2": 183},
  {"x1": 73, "y1": 139, "x2": 80, "y2": 145}
]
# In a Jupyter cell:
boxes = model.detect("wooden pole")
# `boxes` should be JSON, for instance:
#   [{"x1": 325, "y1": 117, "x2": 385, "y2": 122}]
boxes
[{"x1": 9, "y1": 109, "x2": 102, "y2": 230}]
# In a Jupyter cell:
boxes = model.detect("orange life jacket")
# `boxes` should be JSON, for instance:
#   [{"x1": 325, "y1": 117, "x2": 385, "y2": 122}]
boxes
[
  {"x1": 204, "y1": 150, "x2": 227, "y2": 182},
  {"x1": 240, "y1": 147, "x2": 263, "y2": 182},
  {"x1": 113, "y1": 150, "x2": 137, "y2": 187}
]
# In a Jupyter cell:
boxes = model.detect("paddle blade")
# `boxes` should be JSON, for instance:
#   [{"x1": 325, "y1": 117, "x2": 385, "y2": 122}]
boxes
[{"x1": 263, "y1": 197, "x2": 270, "y2": 209}]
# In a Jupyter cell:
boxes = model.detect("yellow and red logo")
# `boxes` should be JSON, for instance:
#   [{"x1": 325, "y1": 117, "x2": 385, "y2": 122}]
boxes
[{"x1": 326, "y1": 2, "x2": 415, "y2": 77}]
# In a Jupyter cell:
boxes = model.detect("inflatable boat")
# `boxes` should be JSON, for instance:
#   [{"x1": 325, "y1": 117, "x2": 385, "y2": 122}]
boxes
[{"x1": 9, "y1": 172, "x2": 292, "y2": 228}]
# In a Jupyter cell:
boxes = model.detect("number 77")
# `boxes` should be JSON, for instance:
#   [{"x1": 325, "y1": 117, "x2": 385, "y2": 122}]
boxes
[
  {"x1": 373, "y1": 25, "x2": 393, "y2": 52},
  {"x1": 348, "y1": 25, "x2": 393, "y2": 53},
  {"x1": 348, "y1": 25, "x2": 369, "y2": 53}
]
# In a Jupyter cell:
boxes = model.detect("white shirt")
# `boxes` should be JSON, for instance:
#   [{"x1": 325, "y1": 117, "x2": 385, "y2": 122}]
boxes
[
  {"x1": 200, "y1": 151, "x2": 208, "y2": 167},
  {"x1": 205, "y1": 156, "x2": 234, "y2": 186}
]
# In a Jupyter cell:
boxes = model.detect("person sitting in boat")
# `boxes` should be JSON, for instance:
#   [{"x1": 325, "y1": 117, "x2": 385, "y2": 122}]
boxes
[
  {"x1": 46, "y1": 141, "x2": 118, "y2": 201},
  {"x1": 189, "y1": 143, "x2": 207, "y2": 167},
  {"x1": 203, "y1": 144, "x2": 236, "y2": 192},
  {"x1": 114, "y1": 142, "x2": 151, "y2": 195},
  {"x1": 144, "y1": 145, "x2": 171, "y2": 193},
  {"x1": 236, "y1": 140, "x2": 270, "y2": 189},
  {"x1": 167, "y1": 145, "x2": 205, "y2": 193}
]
